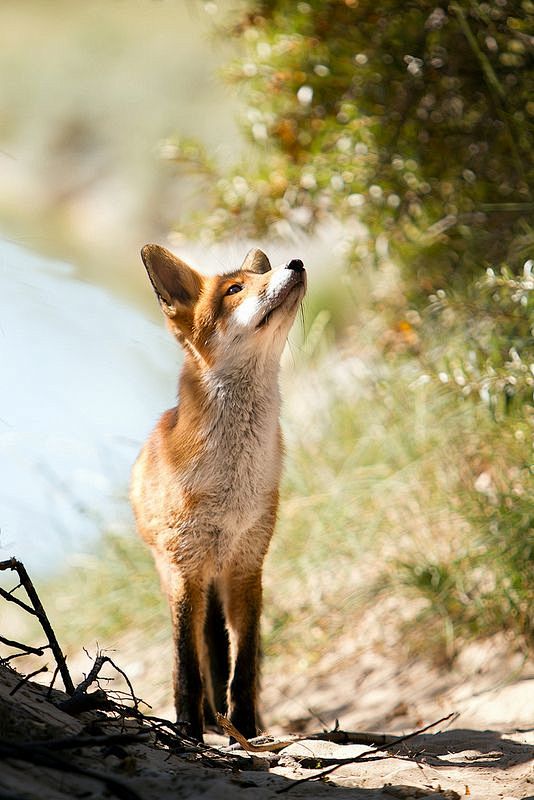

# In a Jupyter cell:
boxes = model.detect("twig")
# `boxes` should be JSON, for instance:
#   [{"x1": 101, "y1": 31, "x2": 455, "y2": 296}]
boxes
[
  {"x1": 105, "y1": 656, "x2": 141, "y2": 712},
  {"x1": 306, "y1": 729, "x2": 398, "y2": 747},
  {"x1": 66, "y1": 654, "x2": 109, "y2": 698},
  {"x1": 120, "y1": 711, "x2": 255, "y2": 769},
  {"x1": 0, "y1": 586, "x2": 36, "y2": 615},
  {"x1": 217, "y1": 713, "x2": 295, "y2": 751},
  {"x1": 0, "y1": 635, "x2": 45, "y2": 656},
  {"x1": 0, "y1": 651, "x2": 32, "y2": 664},
  {"x1": 9, "y1": 665, "x2": 48, "y2": 696},
  {"x1": 59, "y1": 688, "x2": 113, "y2": 714},
  {"x1": 58, "y1": 653, "x2": 143, "y2": 715},
  {"x1": 222, "y1": 714, "x2": 399, "y2": 753},
  {"x1": 0, "y1": 558, "x2": 75, "y2": 694},
  {"x1": 46, "y1": 662, "x2": 61, "y2": 699},
  {"x1": 276, "y1": 712, "x2": 458, "y2": 793},
  {"x1": 286, "y1": 753, "x2": 390, "y2": 769}
]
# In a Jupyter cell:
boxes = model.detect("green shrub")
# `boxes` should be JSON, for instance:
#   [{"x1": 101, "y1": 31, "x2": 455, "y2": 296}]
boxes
[
  {"x1": 169, "y1": 0, "x2": 533, "y2": 297},
  {"x1": 424, "y1": 260, "x2": 534, "y2": 412},
  {"x1": 395, "y1": 262, "x2": 533, "y2": 656}
]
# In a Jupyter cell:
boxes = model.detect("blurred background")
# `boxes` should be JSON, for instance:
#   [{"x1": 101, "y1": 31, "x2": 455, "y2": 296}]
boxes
[
  {"x1": 0, "y1": 0, "x2": 532, "y2": 730},
  {"x1": 0, "y1": 0, "x2": 240, "y2": 572}
]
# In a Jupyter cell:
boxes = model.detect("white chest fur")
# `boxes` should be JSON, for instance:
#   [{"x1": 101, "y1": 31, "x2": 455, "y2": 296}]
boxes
[{"x1": 175, "y1": 359, "x2": 282, "y2": 569}]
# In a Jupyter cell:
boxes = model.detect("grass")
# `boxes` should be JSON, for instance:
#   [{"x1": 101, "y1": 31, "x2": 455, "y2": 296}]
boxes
[
  {"x1": 265, "y1": 354, "x2": 476, "y2": 665},
  {"x1": 33, "y1": 263, "x2": 532, "y2": 679}
]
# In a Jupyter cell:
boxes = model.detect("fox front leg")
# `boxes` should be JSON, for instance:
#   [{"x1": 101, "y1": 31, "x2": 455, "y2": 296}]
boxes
[
  {"x1": 222, "y1": 569, "x2": 263, "y2": 740},
  {"x1": 169, "y1": 576, "x2": 207, "y2": 741}
]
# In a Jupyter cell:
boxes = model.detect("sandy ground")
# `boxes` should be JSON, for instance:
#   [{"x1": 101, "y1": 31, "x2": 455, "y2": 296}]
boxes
[
  {"x1": 1, "y1": 660, "x2": 532, "y2": 800},
  {"x1": 2, "y1": 599, "x2": 532, "y2": 800}
]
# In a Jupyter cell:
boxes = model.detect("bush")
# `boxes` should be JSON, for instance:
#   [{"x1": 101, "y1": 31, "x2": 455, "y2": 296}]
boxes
[
  {"x1": 169, "y1": 0, "x2": 533, "y2": 297},
  {"x1": 396, "y1": 262, "x2": 533, "y2": 655}
]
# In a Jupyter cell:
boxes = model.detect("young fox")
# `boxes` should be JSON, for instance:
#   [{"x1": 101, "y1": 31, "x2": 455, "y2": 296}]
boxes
[{"x1": 130, "y1": 244, "x2": 306, "y2": 741}]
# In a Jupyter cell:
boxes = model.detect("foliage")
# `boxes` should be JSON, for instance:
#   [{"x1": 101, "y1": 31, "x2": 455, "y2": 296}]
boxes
[
  {"x1": 170, "y1": 0, "x2": 533, "y2": 297},
  {"x1": 395, "y1": 261, "x2": 533, "y2": 655},
  {"x1": 274, "y1": 261, "x2": 534, "y2": 658},
  {"x1": 423, "y1": 259, "x2": 534, "y2": 412}
]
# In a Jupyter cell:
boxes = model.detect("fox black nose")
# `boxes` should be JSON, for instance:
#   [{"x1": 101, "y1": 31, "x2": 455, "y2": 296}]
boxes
[{"x1": 286, "y1": 259, "x2": 304, "y2": 272}]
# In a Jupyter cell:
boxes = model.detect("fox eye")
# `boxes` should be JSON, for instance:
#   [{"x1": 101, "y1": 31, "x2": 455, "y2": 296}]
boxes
[{"x1": 225, "y1": 284, "x2": 243, "y2": 296}]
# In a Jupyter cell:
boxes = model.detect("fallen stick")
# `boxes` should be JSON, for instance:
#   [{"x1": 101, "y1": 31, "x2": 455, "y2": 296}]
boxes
[
  {"x1": 58, "y1": 688, "x2": 113, "y2": 714},
  {"x1": 0, "y1": 558, "x2": 75, "y2": 694},
  {"x1": 276, "y1": 712, "x2": 458, "y2": 793},
  {"x1": 307, "y1": 730, "x2": 398, "y2": 747},
  {"x1": 59, "y1": 653, "x2": 143, "y2": 714},
  {"x1": 124, "y1": 712, "x2": 259, "y2": 770},
  {"x1": 220, "y1": 714, "x2": 399, "y2": 753},
  {"x1": 9, "y1": 665, "x2": 48, "y2": 696},
  {"x1": 217, "y1": 714, "x2": 295, "y2": 752}
]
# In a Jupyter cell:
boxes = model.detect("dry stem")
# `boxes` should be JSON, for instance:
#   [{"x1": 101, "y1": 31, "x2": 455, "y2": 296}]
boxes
[{"x1": 0, "y1": 558, "x2": 75, "y2": 694}]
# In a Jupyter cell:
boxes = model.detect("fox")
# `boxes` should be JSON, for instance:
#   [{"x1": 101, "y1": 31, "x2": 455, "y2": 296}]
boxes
[{"x1": 130, "y1": 244, "x2": 306, "y2": 741}]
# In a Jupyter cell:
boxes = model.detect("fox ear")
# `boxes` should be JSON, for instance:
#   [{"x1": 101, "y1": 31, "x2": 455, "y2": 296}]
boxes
[
  {"x1": 140, "y1": 244, "x2": 203, "y2": 317},
  {"x1": 241, "y1": 248, "x2": 271, "y2": 274}
]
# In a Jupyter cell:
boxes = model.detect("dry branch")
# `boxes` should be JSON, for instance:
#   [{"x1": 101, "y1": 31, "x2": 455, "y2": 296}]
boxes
[
  {"x1": 220, "y1": 712, "x2": 399, "y2": 754},
  {"x1": 0, "y1": 556, "x2": 464, "y2": 795},
  {"x1": 46, "y1": 662, "x2": 61, "y2": 699},
  {"x1": 0, "y1": 586, "x2": 36, "y2": 615},
  {"x1": 0, "y1": 558, "x2": 74, "y2": 694},
  {"x1": 9, "y1": 666, "x2": 48, "y2": 696},
  {"x1": 0, "y1": 635, "x2": 44, "y2": 656},
  {"x1": 59, "y1": 653, "x2": 143, "y2": 715},
  {"x1": 306, "y1": 730, "x2": 398, "y2": 747},
  {"x1": 276, "y1": 712, "x2": 458, "y2": 793},
  {"x1": 217, "y1": 713, "x2": 295, "y2": 751},
  {"x1": 58, "y1": 688, "x2": 113, "y2": 714}
]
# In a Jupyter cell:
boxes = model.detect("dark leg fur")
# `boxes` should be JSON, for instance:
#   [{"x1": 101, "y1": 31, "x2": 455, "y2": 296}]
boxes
[
  {"x1": 228, "y1": 623, "x2": 260, "y2": 738},
  {"x1": 223, "y1": 571, "x2": 262, "y2": 740},
  {"x1": 171, "y1": 586, "x2": 205, "y2": 741},
  {"x1": 203, "y1": 583, "x2": 230, "y2": 725}
]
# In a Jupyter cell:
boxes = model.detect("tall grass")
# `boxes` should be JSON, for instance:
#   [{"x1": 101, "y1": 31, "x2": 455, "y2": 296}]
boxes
[{"x1": 46, "y1": 263, "x2": 532, "y2": 671}]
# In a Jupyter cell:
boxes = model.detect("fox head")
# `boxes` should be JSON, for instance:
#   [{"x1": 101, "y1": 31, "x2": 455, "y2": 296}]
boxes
[{"x1": 140, "y1": 244, "x2": 306, "y2": 368}]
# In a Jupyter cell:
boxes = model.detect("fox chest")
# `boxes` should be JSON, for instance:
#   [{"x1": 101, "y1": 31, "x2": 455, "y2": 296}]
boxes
[
  {"x1": 185, "y1": 415, "x2": 281, "y2": 531},
  {"x1": 151, "y1": 419, "x2": 280, "y2": 573},
  {"x1": 133, "y1": 374, "x2": 283, "y2": 572}
]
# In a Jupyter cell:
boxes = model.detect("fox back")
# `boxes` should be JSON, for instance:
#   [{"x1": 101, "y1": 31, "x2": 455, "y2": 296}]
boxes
[{"x1": 130, "y1": 245, "x2": 306, "y2": 740}]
